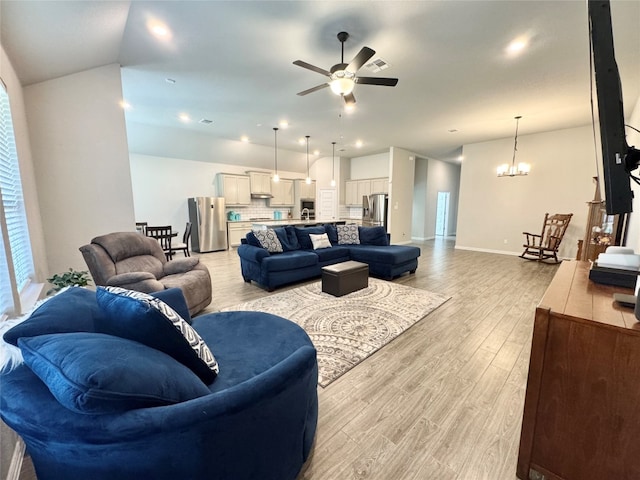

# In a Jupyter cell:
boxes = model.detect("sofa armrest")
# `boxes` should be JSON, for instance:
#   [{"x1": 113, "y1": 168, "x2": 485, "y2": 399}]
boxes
[
  {"x1": 163, "y1": 257, "x2": 200, "y2": 275},
  {"x1": 237, "y1": 244, "x2": 270, "y2": 263},
  {"x1": 106, "y1": 272, "x2": 165, "y2": 293}
]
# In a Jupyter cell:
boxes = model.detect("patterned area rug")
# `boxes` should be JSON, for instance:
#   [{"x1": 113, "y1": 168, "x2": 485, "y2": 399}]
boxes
[{"x1": 223, "y1": 278, "x2": 450, "y2": 387}]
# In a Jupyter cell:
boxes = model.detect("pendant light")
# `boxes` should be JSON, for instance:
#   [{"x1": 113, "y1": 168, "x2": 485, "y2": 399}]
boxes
[
  {"x1": 305, "y1": 135, "x2": 311, "y2": 185},
  {"x1": 272, "y1": 127, "x2": 280, "y2": 183},
  {"x1": 497, "y1": 116, "x2": 531, "y2": 177},
  {"x1": 330, "y1": 142, "x2": 336, "y2": 187}
]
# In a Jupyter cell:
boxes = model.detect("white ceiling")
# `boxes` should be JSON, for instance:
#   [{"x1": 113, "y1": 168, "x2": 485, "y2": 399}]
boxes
[{"x1": 1, "y1": 0, "x2": 639, "y2": 168}]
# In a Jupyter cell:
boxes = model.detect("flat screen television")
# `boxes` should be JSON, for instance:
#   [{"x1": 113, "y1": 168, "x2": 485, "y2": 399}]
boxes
[{"x1": 588, "y1": 0, "x2": 640, "y2": 216}]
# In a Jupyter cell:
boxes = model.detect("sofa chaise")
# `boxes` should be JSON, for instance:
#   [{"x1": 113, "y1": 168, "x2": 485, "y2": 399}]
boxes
[
  {"x1": 0, "y1": 287, "x2": 318, "y2": 480},
  {"x1": 238, "y1": 224, "x2": 420, "y2": 291}
]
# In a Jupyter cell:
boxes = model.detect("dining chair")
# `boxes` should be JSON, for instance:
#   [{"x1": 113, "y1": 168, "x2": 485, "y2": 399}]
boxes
[
  {"x1": 146, "y1": 225, "x2": 173, "y2": 260},
  {"x1": 135, "y1": 222, "x2": 147, "y2": 235},
  {"x1": 170, "y1": 222, "x2": 192, "y2": 257}
]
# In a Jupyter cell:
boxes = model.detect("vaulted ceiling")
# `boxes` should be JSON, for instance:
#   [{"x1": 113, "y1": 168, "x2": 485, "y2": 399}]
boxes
[{"x1": 2, "y1": 0, "x2": 639, "y2": 167}]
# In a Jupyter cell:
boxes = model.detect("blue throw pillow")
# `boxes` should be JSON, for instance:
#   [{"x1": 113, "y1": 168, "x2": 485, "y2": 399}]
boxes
[
  {"x1": 245, "y1": 231, "x2": 262, "y2": 248},
  {"x1": 358, "y1": 226, "x2": 390, "y2": 246},
  {"x1": 273, "y1": 227, "x2": 300, "y2": 251},
  {"x1": 96, "y1": 287, "x2": 219, "y2": 384},
  {"x1": 3, "y1": 287, "x2": 192, "y2": 347},
  {"x1": 324, "y1": 224, "x2": 338, "y2": 244},
  {"x1": 19, "y1": 333, "x2": 211, "y2": 414},
  {"x1": 294, "y1": 226, "x2": 326, "y2": 250},
  {"x1": 3, "y1": 287, "x2": 101, "y2": 347}
]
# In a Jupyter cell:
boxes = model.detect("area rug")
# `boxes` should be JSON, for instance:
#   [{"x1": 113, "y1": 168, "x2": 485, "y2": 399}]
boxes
[{"x1": 222, "y1": 278, "x2": 450, "y2": 387}]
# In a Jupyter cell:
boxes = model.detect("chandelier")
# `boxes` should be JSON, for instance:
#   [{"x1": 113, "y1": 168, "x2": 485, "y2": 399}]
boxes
[{"x1": 497, "y1": 116, "x2": 531, "y2": 177}]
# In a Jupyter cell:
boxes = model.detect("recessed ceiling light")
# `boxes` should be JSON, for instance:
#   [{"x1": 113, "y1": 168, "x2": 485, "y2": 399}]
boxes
[
  {"x1": 355, "y1": 140, "x2": 363, "y2": 148},
  {"x1": 119, "y1": 100, "x2": 131, "y2": 110},
  {"x1": 178, "y1": 113, "x2": 190, "y2": 122},
  {"x1": 279, "y1": 120, "x2": 289, "y2": 129},
  {"x1": 314, "y1": 150, "x2": 320, "y2": 156},
  {"x1": 240, "y1": 136, "x2": 249, "y2": 143},
  {"x1": 298, "y1": 138, "x2": 306, "y2": 145},
  {"x1": 506, "y1": 37, "x2": 528, "y2": 55},
  {"x1": 148, "y1": 21, "x2": 171, "y2": 39},
  {"x1": 458, "y1": 155, "x2": 464, "y2": 161}
]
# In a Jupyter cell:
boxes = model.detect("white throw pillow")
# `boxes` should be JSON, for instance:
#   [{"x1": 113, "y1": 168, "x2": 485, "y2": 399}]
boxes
[{"x1": 309, "y1": 233, "x2": 332, "y2": 250}]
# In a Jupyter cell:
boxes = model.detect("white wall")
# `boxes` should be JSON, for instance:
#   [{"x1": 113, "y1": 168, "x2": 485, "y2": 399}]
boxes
[
  {"x1": 130, "y1": 153, "x2": 305, "y2": 228},
  {"x1": 623, "y1": 95, "x2": 640, "y2": 252},
  {"x1": 456, "y1": 125, "x2": 597, "y2": 259},
  {"x1": 0, "y1": 45, "x2": 48, "y2": 283},
  {"x1": 350, "y1": 151, "x2": 390, "y2": 179},
  {"x1": 388, "y1": 147, "x2": 415, "y2": 244},
  {"x1": 24, "y1": 64, "x2": 135, "y2": 275},
  {"x1": 412, "y1": 157, "x2": 461, "y2": 241}
]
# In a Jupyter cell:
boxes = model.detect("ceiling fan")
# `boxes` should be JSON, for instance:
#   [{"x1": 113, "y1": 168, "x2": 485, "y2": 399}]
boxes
[{"x1": 293, "y1": 31, "x2": 399, "y2": 106}]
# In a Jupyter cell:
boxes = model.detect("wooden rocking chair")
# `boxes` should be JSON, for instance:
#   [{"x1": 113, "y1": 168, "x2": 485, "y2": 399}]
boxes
[{"x1": 520, "y1": 213, "x2": 573, "y2": 264}]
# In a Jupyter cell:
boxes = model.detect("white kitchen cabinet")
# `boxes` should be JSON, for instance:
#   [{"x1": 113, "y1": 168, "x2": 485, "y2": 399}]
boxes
[
  {"x1": 371, "y1": 177, "x2": 389, "y2": 194},
  {"x1": 269, "y1": 179, "x2": 294, "y2": 206},
  {"x1": 345, "y1": 180, "x2": 359, "y2": 206},
  {"x1": 227, "y1": 221, "x2": 253, "y2": 247},
  {"x1": 357, "y1": 180, "x2": 371, "y2": 203},
  {"x1": 295, "y1": 180, "x2": 316, "y2": 200},
  {"x1": 247, "y1": 171, "x2": 272, "y2": 196},
  {"x1": 216, "y1": 174, "x2": 251, "y2": 206}
]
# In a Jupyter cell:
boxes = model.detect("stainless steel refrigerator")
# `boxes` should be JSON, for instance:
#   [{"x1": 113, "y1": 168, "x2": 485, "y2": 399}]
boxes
[
  {"x1": 362, "y1": 193, "x2": 389, "y2": 231},
  {"x1": 188, "y1": 197, "x2": 228, "y2": 252}
]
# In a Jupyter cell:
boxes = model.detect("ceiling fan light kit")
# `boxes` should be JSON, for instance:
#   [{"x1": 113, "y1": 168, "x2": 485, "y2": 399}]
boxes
[{"x1": 293, "y1": 31, "x2": 398, "y2": 106}]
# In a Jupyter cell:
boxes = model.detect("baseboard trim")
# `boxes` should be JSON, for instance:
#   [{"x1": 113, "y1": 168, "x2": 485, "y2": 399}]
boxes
[
  {"x1": 7, "y1": 438, "x2": 25, "y2": 480},
  {"x1": 454, "y1": 245, "x2": 521, "y2": 256}
]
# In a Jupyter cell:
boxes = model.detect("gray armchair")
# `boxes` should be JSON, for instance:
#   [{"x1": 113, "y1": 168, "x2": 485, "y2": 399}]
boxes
[{"x1": 79, "y1": 232, "x2": 212, "y2": 316}]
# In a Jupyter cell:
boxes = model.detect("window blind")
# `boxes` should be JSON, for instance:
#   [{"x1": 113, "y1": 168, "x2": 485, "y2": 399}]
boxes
[{"x1": 0, "y1": 81, "x2": 34, "y2": 316}]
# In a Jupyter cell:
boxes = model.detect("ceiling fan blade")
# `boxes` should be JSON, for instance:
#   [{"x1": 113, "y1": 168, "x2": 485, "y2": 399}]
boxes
[
  {"x1": 293, "y1": 60, "x2": 331, "y2": 77},
  {"x1": 297, "y1": 83, "x2": 329, "y2": 96},
  {"x1": 343, "y1": 93, "x2": 356, "y2": 106},
  {"x1": 356, "y1": 76, "x2": 399, "y2": 87},
  {"x1": 346, "y1": 47, "x2": 375, "y2": 73}
]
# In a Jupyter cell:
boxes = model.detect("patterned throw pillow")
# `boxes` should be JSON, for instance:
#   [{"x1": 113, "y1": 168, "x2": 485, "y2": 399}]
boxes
[
  {"x1": 96, "y1": 286, "x2": 219, "y2": 383},
  {"x1": 309, "y1": 233, "x2": 332, "y2": 250},
  {"x1": 253, "y1": 228, "x2": 284, "y2": 253},
  {"x1": 337, "y1": 224, "x2": 360, "y2": 245}
]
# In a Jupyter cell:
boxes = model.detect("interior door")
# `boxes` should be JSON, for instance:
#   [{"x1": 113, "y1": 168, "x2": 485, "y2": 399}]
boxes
[{"x1": 318, "y1": 189, "x2": 337, "y2": 221}]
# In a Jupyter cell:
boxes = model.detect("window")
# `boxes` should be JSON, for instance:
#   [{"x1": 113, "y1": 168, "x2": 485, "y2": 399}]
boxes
[{"x1": 0, "y1": 80, "x2": 35, "y2": 317}]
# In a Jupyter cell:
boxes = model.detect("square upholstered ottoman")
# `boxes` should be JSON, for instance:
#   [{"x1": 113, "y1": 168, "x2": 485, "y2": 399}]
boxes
[{"x1": 322, "y1": 261, "x2": 369, "y2": 297}]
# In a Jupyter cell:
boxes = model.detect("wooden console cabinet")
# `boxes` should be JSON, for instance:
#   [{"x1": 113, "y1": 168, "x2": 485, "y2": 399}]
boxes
[{"x1": 517, "y1": 260, "x2": 640, "y2": 480}]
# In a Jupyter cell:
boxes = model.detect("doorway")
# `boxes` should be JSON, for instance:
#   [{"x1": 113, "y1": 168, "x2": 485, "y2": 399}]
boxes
[{"x1": 435, "y1": 191, "x2": 450, "y2": 236}]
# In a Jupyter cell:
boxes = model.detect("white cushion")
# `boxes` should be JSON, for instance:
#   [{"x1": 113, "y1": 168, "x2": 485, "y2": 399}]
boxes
[{"x1": 309, "y1": 233, "x2": 332, "y2": 250}]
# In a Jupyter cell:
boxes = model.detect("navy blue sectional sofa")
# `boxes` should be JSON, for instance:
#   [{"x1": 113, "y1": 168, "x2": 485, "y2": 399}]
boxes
[{"x1": 238, "y1": 225, "x2": 420, "y2": 291}]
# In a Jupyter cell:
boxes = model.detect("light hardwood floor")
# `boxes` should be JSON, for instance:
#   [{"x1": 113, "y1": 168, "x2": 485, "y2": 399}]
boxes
[{"x1": 19, "y1": 239, "x2": 558, "y2": 480}]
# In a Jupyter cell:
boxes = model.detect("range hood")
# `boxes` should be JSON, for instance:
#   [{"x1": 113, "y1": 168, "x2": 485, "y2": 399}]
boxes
[{"x1": 251, "y1": 192, "x2": 273, "y2": 199}]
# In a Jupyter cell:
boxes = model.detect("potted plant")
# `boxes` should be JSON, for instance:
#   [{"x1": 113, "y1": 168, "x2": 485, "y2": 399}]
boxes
[{"x1": 46, "y1": 268, "x2": 92, "y2": 295}]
